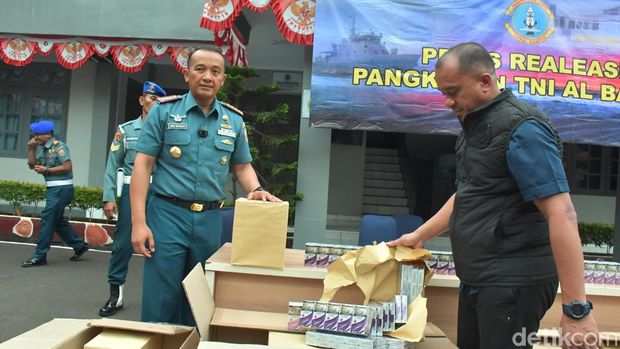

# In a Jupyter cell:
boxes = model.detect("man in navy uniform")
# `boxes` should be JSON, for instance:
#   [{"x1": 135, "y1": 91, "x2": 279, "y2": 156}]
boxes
[
  {"x1": 131, "y1": 47, "x2": 281, "y2": 325},
  {"x1": 22, "y1": 120, "x2": 88, "y2": 267},
  {"x1": 99, "y1": 81, "x2": 167, "y2": 316}
]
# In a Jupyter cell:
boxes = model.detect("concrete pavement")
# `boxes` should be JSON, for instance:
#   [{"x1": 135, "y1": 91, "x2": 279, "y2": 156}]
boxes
[{"x1": 0, "y1": 241, "x2": 143, "y2": 342}]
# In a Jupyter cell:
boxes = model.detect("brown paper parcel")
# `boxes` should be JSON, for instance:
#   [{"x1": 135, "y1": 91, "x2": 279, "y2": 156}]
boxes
[
  {"x1": 319, "y1": 242, "x2": 433, "y2": 342},
  {"x1": 230, "y1": 198, "x2": 289, "y2": 269}
]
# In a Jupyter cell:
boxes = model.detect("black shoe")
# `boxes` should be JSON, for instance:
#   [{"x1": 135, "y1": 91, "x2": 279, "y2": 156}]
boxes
[
  {"x1": 70, "y1": 244, "x2": 89, "y2": 261},
  {"x1": 99, "y1": 284, "x2": 124, "y2": 316},
  {"x1": 99, "y1": 299, "x2": 123, "y2": 316},
  {"x1": 22, "y1": 257, "x2": 47, "y2": 267}
]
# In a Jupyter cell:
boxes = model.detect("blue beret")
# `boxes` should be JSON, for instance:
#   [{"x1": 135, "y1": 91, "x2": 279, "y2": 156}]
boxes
[
  {"x1": 143, "y1": 81, "x2": 167, "y2": 97},
  {"x1": 30, "y1": 120, "x2": 55, "y2": 134}
]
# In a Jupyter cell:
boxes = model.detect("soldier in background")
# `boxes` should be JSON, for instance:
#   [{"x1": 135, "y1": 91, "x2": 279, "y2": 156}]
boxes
[
  {"x1": 99, "y1": 81, "x2": 167, "y2": 316},
  {"x1": 23, "y1": 120, "x2": 88, "y2": 267}
]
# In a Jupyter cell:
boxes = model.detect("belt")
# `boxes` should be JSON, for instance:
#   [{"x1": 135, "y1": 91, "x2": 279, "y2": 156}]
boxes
[
  {"x1": 46, "y1": 179, "x2": 73, "y2": 187},
  {"x1": 123, "y1": 176, "x2": 153, "y2": 184},
  {"x1": 155, "y1": 194, "x2": 223, "y2": 212}
]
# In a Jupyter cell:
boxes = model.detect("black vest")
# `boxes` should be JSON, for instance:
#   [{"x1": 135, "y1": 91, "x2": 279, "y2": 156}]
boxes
[{"x1": 450, "y1": 89, "x2": 560, "y2": 286}]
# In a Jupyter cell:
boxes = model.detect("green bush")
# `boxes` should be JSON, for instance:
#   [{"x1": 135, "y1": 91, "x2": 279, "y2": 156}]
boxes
[
  {"x1": 70, "y1": 186, "x2": 104, "y2": 221},
  {"x1": 578, "y1": 222, "x2": 614, "y2": 248},
  {"x1": 0, "y1": 180, "x2": 103, "y2": 220},
  {"x1": 0, "y1": 180, "x2": 45, "y2": 215}
]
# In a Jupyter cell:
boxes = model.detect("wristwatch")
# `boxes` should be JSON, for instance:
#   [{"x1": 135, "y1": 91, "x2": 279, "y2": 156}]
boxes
[
  {"x1": 252, "y1": 186, "x2": 265, "y2": 192},
  {"x1": 562, "y1": 300, "x2": 593, "y2": 320}
]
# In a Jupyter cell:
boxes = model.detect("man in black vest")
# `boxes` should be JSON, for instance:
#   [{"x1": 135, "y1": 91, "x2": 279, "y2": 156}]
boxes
[{"x1": 389, "y1": 42, "x2": 600, "y2": 349}]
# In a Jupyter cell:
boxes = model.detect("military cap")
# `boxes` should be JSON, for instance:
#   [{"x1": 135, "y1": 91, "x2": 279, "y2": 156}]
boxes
[
  {"x1": 29, "y1": 120, "x2": 55, "y2": 134},
  {"x1": 143, "y1": 81, "x2": 167, "y2": 97}
]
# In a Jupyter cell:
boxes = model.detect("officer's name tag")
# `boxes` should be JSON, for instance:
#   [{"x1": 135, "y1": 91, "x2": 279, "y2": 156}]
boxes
[
  {"x1": 167, "y1": 123, "x2": 188, "y2": 130},
  {"x1": 217, "y1": 128, "x2": 236, "y2": 138},
  {"x1": 126, "y1": 137, "x2": 139, "y2": 141}
]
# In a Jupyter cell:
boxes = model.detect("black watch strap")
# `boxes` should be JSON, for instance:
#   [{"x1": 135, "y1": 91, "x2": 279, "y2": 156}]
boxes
[
  {"x1": 562, "y1": 300, "x2": 593, "y2": 320},
  {"x1": 252, "y1": 186, "x2": 265, "y2": 192}
]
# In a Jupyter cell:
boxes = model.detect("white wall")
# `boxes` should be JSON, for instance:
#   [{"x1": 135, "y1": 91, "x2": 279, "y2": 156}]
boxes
[
  {"x1": 66, "y1": 62, "x2": 97, "y2": 186},
  {"x1": 573, "y1": 195, "x2": 616, "y2": 224}
]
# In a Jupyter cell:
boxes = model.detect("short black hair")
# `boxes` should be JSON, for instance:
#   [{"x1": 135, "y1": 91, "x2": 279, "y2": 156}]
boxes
[
  {"x1": 186, "y1": 46, "x2": 226, "y2": 69},
  {"x1": 436, "y1": 42, "x2": 496, "y2": 76}
]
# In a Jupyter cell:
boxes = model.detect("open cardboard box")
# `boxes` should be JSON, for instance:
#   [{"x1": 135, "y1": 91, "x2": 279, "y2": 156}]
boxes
[
  {"x1": 1, "y1": 263, "x2": 458, "y2": 349},
  {"x1": 0, "y1": 264, "x2": 258, "y2": 349}
]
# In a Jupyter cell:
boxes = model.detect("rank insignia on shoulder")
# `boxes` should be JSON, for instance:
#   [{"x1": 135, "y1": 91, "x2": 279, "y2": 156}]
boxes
[
  {"x1": 156, "y1": 95, "x2": 182, "y2": 104},
  {"x1": 221, "y1": 102, "x2": 244, "y2": 116},
  {"x1": 52, "y1": 140, "x2": 59, "y2": 145}
]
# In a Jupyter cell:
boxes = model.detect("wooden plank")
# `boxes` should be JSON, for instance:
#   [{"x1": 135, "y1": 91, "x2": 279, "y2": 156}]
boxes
[
  {"x1": 213, "y1": 272, "x2": 365, "y2": 313},
  {"x1": 211, "y1": 308, "x2": 289, "y2": 332}
]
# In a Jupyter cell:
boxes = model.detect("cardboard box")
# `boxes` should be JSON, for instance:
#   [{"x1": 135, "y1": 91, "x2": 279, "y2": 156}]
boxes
[
  {"x1": 1, "y1": 264, "x2": 246, "y2": 349},
  {"x1": 0, "y1": 318, "x2": 198, "y2": 349},
  {"x1": 230, "y1": 198, "x2": 289, "y2": 269},
  {"x1": 83, "y1": 329, "x2": 162, "y2": 349}
]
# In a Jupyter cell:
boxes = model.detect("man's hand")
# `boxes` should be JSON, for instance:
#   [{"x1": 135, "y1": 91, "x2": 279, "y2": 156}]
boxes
[
  {"x1": 103, "y1": 201, "x2": 117, "y2": 220},
  {"x1": 386, "y1": 231, "x2": 425, "y2": 249},
  {"x1": 131, "y1": 223, "x2": 155, "y2": 258},
  {"x1": 27, "y1": 137, "x2": 38, "y2": 149},
  {"x1": 560, "y1": 314, "x2": 601, "y2": 349},
  {"x1": 33, "y1": 165, "x2": 47, "y2": 174},
  {"x1": 246, "y1": 190, "x2": 283, "y2": 203}
]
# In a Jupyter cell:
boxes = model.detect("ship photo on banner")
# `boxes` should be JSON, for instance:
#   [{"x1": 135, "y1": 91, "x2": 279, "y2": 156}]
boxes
[{"x1": 310, "y1": 0, "x2": 620, "y2": 146}]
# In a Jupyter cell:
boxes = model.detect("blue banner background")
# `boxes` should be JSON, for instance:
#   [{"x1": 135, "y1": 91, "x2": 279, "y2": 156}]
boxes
[{"x1": 310, "y1": 0, "x2": 620, "y2": 146}]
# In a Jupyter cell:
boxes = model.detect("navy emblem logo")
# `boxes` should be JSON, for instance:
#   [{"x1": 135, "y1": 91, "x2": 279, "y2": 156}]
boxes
[{"x1": 505, "y1": 0, "x2": 554, "y2": 44}]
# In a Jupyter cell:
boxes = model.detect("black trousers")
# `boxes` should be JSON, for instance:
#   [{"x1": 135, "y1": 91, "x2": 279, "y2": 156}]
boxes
[{"x1": 457, "y1": 281, "x2": 558, "y2": 349}]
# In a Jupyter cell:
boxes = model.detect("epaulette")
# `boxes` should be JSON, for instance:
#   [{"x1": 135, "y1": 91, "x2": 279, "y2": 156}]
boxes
[
  {"x1": 156, "y1": 95, "x2": 182, "y2": 104},
  {"x1": 221, "y1": 101, "x2": 244, "y2": 116}
]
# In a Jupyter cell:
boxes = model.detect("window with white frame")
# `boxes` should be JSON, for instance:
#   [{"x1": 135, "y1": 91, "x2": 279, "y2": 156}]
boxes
[
  {"x1": 564, "y1": 143, "x2": 619, "y2": 196},
  {"x1": 0, "y1": 63, "x2": 71, "y2": 158}
]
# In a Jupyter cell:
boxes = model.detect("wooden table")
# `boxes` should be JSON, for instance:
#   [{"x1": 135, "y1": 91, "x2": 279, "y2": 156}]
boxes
[
  {"x1": 205, "y1": 243, "x2": 620, "y2": 344},
  {"x1": 205, "y1": 244, "x2": 459, "y2": 346}
]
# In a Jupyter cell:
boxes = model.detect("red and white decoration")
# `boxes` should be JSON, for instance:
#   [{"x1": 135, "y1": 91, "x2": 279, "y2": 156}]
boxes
[
  {"x1": 56, "y1": 41, "x2": 94, "y2": 69},
  {"x1": 112, "y1": 45, "x2": 150, "y2": 73},
  {"x1": 243, "y1": 0, "x2": 271, "y2": 12},
  {"x1": 0, "y1": 38, "x2": 37, "y2": 66},
  {"x1": 0, "y1": 35, "x2": 243, "y2": 72},
  {"x1": 200, "y1": 0, "x2": 315, "y2": 46},
  {"x1": 201, "y1": 0, "x2": 243, "y2": 32}
]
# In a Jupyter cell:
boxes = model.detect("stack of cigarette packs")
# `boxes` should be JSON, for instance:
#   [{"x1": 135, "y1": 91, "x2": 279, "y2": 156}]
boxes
[{"x1": 304, "y1": 243, "x2": 361, "y2": 268}]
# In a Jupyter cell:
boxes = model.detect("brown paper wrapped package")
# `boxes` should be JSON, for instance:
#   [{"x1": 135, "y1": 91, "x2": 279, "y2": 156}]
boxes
[
  {"x1": 319, "y1": 242, "x2": 433, "y2": 342},
  {"x1": 230, "y1": 198, "x2": 289, "y2": 269}
]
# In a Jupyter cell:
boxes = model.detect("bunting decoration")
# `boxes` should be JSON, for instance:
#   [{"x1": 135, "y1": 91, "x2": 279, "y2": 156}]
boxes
[
  {"x1": 170, "y1": 47, "x2": 194, "y2": 73},
  {"x1": 243, "y1": 0, "x2": 271, "y2": 12},
  {"x1": 151, "y1": 44, "x2": 168, "y2": 58},
  {"x1": 112, "y1": 45, "x2": 150, "y2": 73},
  {"x1": 0, "y1": 35, "x2": 245, "y2": 71},
  {"x1": 272, "y1": 0, "x2": 315, "y2": 45},
  {"x1": 200, "y1": 0, "x2": 314, "y2": 45},
  {"x1": 200, "y1": 0, "x2": 243, "y2": 32},
  {"x1": 35, "y1": 39, "x2": 54, "y2": 56},
  {"x1": 94, "y1": 43, "x2": 111, "y2": 57},
  {"x1": 55, "y1": 41, "x2": 94, "y2": 70},
  {"x1": 0, "y1": 38, "x2": 37, "y2": 67}
]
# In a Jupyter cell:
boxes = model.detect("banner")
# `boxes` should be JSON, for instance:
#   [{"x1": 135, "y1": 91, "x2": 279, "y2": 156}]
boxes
[{"x1": 310, "y1": 0, "x2": 620, "y2": 146}]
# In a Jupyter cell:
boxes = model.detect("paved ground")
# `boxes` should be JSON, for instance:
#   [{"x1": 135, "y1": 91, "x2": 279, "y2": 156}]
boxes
[{"x1": 0, "y1": 241, "x2": 143, "y2": 343}]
